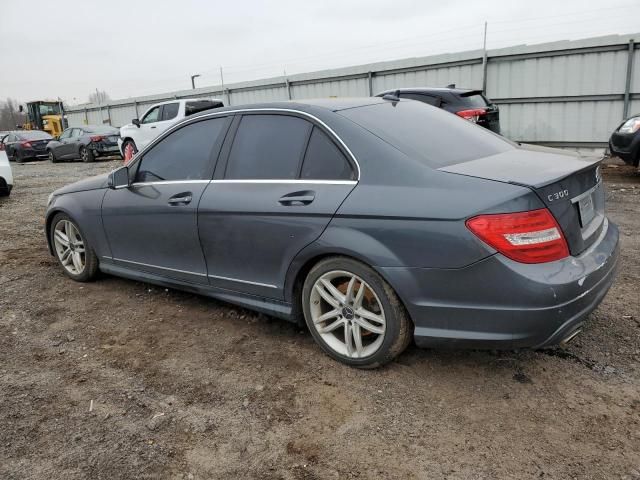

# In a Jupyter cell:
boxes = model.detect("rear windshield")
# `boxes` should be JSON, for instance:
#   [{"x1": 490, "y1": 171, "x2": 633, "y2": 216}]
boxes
[
  {"x1": 340, "y1": 101, "x2": 512, "y2": 168},
  {"x1": 18, "y1": 130, "x2": 53, "y2": 140},
  {"x1": 85, "y1": 126, "x2": 118, "y2": 134},
  {"x1": 185, "y1": 100, "x2": 224, "y2": 116},
  {"x1": 458, "y1": 92, "x2": 489, "y2": 108}
]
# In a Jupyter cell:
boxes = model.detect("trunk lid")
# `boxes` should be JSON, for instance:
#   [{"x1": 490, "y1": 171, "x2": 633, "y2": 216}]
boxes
[{"x1": 439, "y1": 145, "x2": 604, "y2": 256}]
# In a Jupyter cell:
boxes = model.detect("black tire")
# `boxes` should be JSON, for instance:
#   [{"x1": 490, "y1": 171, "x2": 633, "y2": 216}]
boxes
[
  {"x1": 49, "y1": 212, "x2": 99, "y2": 282},
  {"x1": 80, "y1": 146, "x2": 94, "y2": 163},
  {"x1": 302, "y1": 256, "x2": 413, "y2": 368},
  {"x1": 48, "y1": 150, "x2": 57, "y2": 163},
  {"x1": 14, "y1": 149, "x2": 23, "y2": 163}
]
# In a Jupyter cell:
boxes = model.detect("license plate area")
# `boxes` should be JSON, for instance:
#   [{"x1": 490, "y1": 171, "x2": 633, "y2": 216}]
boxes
[{"x1": 578, "y1": 193, "x2": 595, "y2": 227}]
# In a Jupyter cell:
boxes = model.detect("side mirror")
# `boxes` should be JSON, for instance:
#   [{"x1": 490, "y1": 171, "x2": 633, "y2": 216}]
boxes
[
  {"x1": 132, "y1": 118, "x2": 140, "y2": 128},
  {"x1": 19, "y1": 105, "x2": 24, "y2": 113},
  {"x1": 108, "y1": 166, "x2": 130, "y2": 189}
]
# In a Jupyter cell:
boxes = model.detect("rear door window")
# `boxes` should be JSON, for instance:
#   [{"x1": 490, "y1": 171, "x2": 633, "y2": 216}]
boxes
[
  {"x1": 300, "y1": 127, "x2": 354, "y2": 180},
  {"x1": 135, "y1": 117, "x2": 229, "y2": 182},
  {"x1": 225, "y1": 114, "x2": 311, "y2": 179},
  {"x1": 161, "y1": 103, "x2": 179, "y2": 121},
  {"x1": 186, "y1": 100, "x2": 224, "y2": 116}
]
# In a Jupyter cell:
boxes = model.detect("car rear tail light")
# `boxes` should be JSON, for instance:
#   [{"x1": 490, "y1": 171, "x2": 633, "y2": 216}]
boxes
[
  {"x1": 20, "y1": 141, "x2": 32, "y2": 148},
  {"x1": 90, "y1": 135, "x2": 105, "y2": 142},
  {"x1": 456, "y1": 108, "x2": 486, "y2": 123},
  {"x1": 466, "y1": 208, "x2": 569, "y2": 264}
]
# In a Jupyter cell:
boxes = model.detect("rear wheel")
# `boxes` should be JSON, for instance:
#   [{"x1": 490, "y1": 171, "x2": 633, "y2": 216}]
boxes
[
  {"x1": 79, "y1": 146, "x2": 94, "y2": 163},
  {"x1": 122, "y1": 140, "x2": 137, "y2": 164},
  {"x1": 302, "y1": 257, "x2": 412, "y2": 368},
  {"x1": 14, "y1": 150, "x2": 23, "y2": 163},
  {"x1": 50, "y1": 213, "x2": 98, "y2": 282}
]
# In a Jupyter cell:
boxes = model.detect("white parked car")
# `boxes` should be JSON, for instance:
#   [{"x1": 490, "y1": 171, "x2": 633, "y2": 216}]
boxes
[
  {"x1": 119, "y1": 98, "x2": 224, "y2": 163},
  {"x1": 0, "y1": 149, "x2": 14, "y2": 196}
]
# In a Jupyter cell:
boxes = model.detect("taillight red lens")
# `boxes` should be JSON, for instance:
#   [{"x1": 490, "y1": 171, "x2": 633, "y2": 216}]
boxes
[
  {"x1": 90, "y1": 135, "x2": 105, "y2": 142},
  {"x1": 456, "y1": 108, "x2": 486, "y2": 123},
  {"x1": 20, "y1": 141, "x2": 32, "y2": 148},
  {"x1": 466, "y1": 208, "x2": 569, "y2": 264}
]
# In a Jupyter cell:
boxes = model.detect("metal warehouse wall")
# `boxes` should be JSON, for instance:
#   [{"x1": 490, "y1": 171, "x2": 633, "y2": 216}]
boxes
[{"x1": 65, "y1": 33, "x2": 639, "y2": 149}]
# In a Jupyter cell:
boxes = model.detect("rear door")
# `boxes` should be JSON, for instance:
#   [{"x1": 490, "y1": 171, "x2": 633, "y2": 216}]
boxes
[
  {"x1": 101, "y1": 116, "x2": 232, "y2": 284},
  {"x1": 54, "y1": 129, "x2": 73, "y2": 158},
  {"x1": 198, "y1": 112, "x2": 357, "y2": 299}
]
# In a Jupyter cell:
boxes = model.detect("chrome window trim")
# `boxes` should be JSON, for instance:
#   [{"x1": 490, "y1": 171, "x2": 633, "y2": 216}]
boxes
[
  {"x1": 209, "y1": 179, "x2": 357, "y2": 185},
  {"x1": 127, "y1": 107, "x2": 362, "y2": 180},
  {"x1": 208, "y1": 274, "x2": 278, "y2": 289},
  {"x1": 130, "y1": 180, "x2": 211, "y2": 187}
]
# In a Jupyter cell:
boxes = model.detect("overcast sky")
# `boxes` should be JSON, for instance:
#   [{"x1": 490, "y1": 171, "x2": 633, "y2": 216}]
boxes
[{"x1": 1, "y1": 0, "x2": 638, "y2": 104}]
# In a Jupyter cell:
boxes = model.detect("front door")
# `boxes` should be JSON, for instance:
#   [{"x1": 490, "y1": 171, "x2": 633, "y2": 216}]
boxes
[
  {"x1": 198, "y1": 113, "x2": 357, "y2": 299},
  {"x1": 101, "y1": 116, "x2": 231, "y2": 284}
]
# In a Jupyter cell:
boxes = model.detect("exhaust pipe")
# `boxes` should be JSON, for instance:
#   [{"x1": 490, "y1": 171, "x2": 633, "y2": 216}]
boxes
[{"x1": 560, "y1": 328, "x2": 582, "y2": 345}]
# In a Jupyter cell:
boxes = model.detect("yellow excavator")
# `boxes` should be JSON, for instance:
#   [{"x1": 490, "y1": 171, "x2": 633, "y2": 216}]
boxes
[{"x1": 19, "y1": 100, "x2": 65, "y2": 137}]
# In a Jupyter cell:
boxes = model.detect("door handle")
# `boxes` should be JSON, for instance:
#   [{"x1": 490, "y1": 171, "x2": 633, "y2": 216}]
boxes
[
  {"x1": 150, "y1": 126, "x2": 157, "y2": 129},
  {"x1": 278, "y1": 190, "x2": 315, "y2": 206},
  {"x1": 168, "y1": 193, "x2": 192, "y2": 205}
]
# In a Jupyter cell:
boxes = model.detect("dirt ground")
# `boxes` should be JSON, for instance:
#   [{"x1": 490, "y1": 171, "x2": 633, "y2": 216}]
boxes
[{"x1": 0, "y1": 157, "x2": 639, "y2": 480}]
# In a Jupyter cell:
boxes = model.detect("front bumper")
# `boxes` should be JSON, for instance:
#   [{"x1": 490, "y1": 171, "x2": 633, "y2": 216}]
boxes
[
  {"x1": 379, "y1": 218, "x2": 619, "y2": 349},
  {"x1": 117, "y1": 138, "x2": 124, "y2": 157},
  {"x1": 91, "y1": 144, "x2": 120, "y2": 156}
]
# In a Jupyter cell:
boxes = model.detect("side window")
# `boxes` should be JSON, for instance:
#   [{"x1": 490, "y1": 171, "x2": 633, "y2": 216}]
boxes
[
  {"x1": 141, "y1": 106, "x2": 160, "y2": 124},
  {"x1": 301, "y1": 128, "x2": 354, "y2": 180},
  {"x1": 134, "y1": 117, "x2": 228, "y2": 183},
  {"x1": 186, "y1": 100, "x2": 223, "y2": 116},
  {"x1": 161, "y1": 103, "x2": 179, "y2": 121},
  {"x1": 59, "y1": 129, "x2": 72, "y2": 140},
  {"x1": 71, "y1": 128, "x2": 82, "y2": 137},
  {"x1": 402, "y1": 93, "x2": 440, "y2": 107},
  {"x1": 225, "y1": 115, "x2": 311, "y2": 179}
]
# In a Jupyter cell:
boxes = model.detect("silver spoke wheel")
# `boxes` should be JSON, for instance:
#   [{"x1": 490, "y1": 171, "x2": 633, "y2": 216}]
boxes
[
  {"x1": 53, "y1": 220, "x2": 86, "y2": 275},
  {"x1": 310, "y1": 270, "x2": 386, "y2": 359}
]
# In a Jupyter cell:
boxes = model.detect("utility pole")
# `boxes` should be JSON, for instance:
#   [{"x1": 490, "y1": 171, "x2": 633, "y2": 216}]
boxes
[
  {"x1": 191, "y1": 74, "x2": 201, "y2": 90},
  {"x1": 481, "y1": 21, "x2": 488, "y2": 94},
  {"x1": 220, "y1": 67, "x2": 225, "y2": 91}
]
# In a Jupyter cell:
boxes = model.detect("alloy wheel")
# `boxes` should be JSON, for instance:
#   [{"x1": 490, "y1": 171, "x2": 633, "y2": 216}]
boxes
[
  {"x1": 80, "y1": 148, "x2": 88, "y2": 162},
  {"x1": 309, "y1": 270, "x2": 386, "y2": 358},
  {"x1": 53, "y1": 220, "x2": 86, "y2": 275},
  {"x1": 123, "y1": 143, "x2": 135, "y2": 164}
]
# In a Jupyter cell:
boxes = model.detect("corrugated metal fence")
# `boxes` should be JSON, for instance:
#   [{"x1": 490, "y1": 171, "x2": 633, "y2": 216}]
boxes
[{"x1": 65, "y1": 33, "x2": 639, "y2": 150}]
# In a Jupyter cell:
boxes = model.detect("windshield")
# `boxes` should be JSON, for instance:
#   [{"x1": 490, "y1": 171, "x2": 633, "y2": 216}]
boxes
[
  {"x1": 459, "y1": 92, "x2": 489, "y2": 108},
  {"x1": 38, "y1": 103, "x2": 62, "y2": 116},
  {"x1": 339, "y1": 101, "x2": 513, "y2": 168}
]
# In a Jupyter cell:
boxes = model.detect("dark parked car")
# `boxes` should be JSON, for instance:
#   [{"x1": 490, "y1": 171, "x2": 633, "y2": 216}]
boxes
[
  {"x1": 47, "y1": 125, "x2": 121, "y2": 163},
  {"x1": 45, "y1": 98, "x2": 618, "y2": 368},
  {"x1": 376, "y1": 86, "x2": 501, "y2": 134},
  {"x1": 609, "y1": 114, "x2": 640, "y2": 167},
  {"x1": 3, "y1": 130, "x2": 53, "y2": 162}
]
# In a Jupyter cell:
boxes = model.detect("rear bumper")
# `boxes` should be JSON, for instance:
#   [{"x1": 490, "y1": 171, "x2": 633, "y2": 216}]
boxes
[
  {"x1": 21, "y1": 148, "x2": 48, "y2": 159},
  {"x1": 379, "y1": 218, "x2": 619, "y2": 349},
  {"x1": 609, "y1": 131, "x2": 639, "y2": 165}
]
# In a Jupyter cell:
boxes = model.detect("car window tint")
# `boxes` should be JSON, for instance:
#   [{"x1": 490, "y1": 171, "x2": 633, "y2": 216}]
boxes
[
  {"x1": 226, "y1": 115, "x2": 311, "y2": 179},
  {"x1": 301, "y1": 127, "x2": 354, "y2": 180},
  {"x1": 59, "y1": 129, "x2": 72, "y2": 139},
  {"x1": 135, "y1": 118, "x2": 227, "y2": 182},
  {"x1": 141, "y1": 106, "x2": 160, "y2": 124},
  {"x1": 71, "y1": 129, "x2": 82, "y2": 138},
  {"x1": 340, "y1": 101, "x2": 513, "y2": 168},
  {"x1": 402, "y1": 93, "x2": 440, "y2": 106},
  {"x1": 162, "y1": 103, "x2": 179, "y2": 121},
  {"x1": 458, "y1": 93, "x2": 489, "y2": 108}
]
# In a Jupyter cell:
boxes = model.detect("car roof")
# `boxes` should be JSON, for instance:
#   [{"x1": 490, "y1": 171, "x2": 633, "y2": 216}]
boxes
[
  {"x1": 150, "y1": 98, "x2": 224, "y2": 107},
  {"x1": 191, "y1": 97, "x2": 388, "y2": 118}
]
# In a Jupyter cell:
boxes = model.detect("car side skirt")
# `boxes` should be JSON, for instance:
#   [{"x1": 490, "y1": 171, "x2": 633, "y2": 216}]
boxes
[{"x1": 99, "y1": 260, "x2": 295, "y2": 322}]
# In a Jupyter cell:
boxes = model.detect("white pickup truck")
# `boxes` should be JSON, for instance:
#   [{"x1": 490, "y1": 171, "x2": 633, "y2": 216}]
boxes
[
  {"x1": 119, "y1": 98, "x2": 224, "y2": 163},
  {"x1": 0, "y1": 149, "x2": 14, "y2": 196}
]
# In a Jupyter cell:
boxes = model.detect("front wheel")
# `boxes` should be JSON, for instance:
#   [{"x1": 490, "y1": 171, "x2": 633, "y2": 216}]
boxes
[
  {"x1": 48, "y1": 150, "x2": 57, "y2": 163},
  {"x1": 50, "y1": 213, "x2": 99, "y2": 282},
  {"x1": 79, "y1": 146, "x2": 94, "y2": 163},
  {"x1": 302, "y1": 257, "x2": 412, "y2": 368}
]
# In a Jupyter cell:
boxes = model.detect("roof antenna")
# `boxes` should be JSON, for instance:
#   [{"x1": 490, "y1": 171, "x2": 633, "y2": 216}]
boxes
[{"x1": 382, "y1": 89, "x2": 401, "y2": 102}]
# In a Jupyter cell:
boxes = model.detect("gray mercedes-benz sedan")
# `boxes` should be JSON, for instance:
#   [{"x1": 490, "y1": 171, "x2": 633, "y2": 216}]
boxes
[{"x1": 45, "y1": 98, "x2": 619, "y2": 368}]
